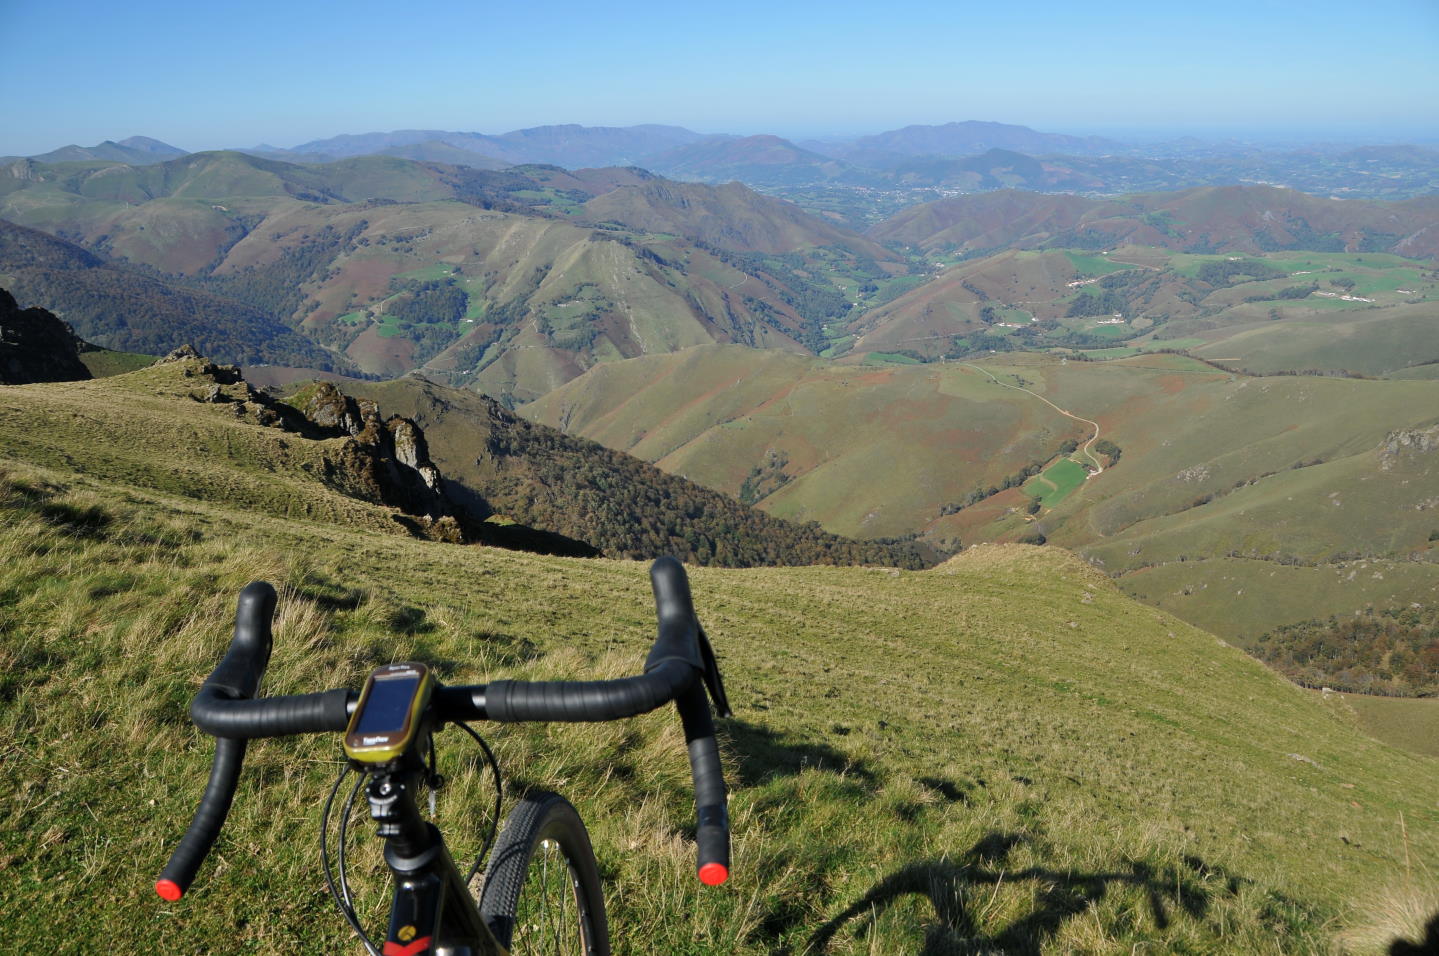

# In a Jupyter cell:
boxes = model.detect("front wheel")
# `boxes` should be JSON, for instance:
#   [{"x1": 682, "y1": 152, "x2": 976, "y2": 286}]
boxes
[{"x1": 478, "y1": 791, "x2": 610, "y2": 955}]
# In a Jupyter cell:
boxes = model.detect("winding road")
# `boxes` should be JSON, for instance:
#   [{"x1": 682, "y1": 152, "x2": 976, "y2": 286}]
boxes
[{"x1": 963, "y1": 363, "x2": 1105, "y2": 475}]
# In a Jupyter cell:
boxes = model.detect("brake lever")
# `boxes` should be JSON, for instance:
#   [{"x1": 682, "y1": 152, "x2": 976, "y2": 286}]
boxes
[{"x1": 696, "y1": 624, "x2": 731, "y2": 719}]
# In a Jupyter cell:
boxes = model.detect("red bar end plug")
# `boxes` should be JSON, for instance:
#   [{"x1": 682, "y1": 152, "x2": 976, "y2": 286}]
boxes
[{"x1": 698, "y1": 862, "x2": 728, "y2": 886}]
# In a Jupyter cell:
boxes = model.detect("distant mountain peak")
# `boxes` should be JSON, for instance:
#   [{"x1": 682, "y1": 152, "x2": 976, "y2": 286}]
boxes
[
  {"x1": 843, "y1": 120, "x2": 1124, "y2": 160},
  {"x1": 115, "y1": 136, "x2": 186, "y2": 155},
  {"x1": 23, "y1": 137, "x2": 187, "y2": 165}
]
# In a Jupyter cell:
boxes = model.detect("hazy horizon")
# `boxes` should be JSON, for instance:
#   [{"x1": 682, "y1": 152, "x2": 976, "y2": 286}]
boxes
[
  {"x1": 3, "y1": 0, "x2": 1436, "y2": 157},
  {"x1": 6, "y1": 119, "x2": 1439, "y2": 161}
]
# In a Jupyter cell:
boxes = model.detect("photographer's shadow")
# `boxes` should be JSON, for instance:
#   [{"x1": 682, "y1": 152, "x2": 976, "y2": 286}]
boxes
[{"x1": 805, "y1": 834, "x2": 1246, "y2": 955}]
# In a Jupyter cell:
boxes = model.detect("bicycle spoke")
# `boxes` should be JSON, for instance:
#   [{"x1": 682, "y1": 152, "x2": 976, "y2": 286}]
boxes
[{"x1": 511, "y1": 837, "x2": 587, "y2": 954}]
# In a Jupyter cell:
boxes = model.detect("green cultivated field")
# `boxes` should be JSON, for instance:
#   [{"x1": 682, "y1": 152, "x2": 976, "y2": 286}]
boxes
[
  {"x1": 1064, "y1": 250, "x2": 1137, "y2": 276},
  {"x1": 1026, "y1": 457, "x2": 1088, "y2": 506},
  {"x1": 863, "y1": 351, "x2": 923, "y2": 365}
]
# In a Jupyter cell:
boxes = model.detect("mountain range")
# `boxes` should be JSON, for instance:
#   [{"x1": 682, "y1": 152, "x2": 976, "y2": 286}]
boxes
[
  {"x1": 3, "y1": 137, "x2": 1437, "y2": 672},
  {"x1": 0, "y1": 149, "x2": 908, "y2": 398},
  {"x1": 4, "y1": 105, "x2": 1439, "y2": 956},
  {"x1": 11, "y1": 120, "x2": 1435, "y2": 204}
]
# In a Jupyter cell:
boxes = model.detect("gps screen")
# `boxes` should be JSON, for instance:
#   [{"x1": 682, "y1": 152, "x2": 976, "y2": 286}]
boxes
[{"x1": 353, "y1": 674, "x2": 420, "y2": 736}]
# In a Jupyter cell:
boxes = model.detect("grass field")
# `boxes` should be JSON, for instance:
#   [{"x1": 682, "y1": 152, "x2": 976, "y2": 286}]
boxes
[
  {"x1": 1330, "y1": 692, "x2": 1439, "y2": 759},
  {"x1": 3, "y1": 365, "x2": 1438, "y2": 952},
  {"x1": 2, "y1": 462, "x2": 1436, "y2": 953},
  {"x1": 527, "y1": 346, "x2": 1439, "y2": 684},
  {"x1": 78, "y1": 348, "x2": 156, "y2": 377},
  {"x1": 863, "y1": 351, "x2": 923, "y2": 365},
  {"x1": 1026, "y1": 458, "x2": 1089, "y2": 507},
  {"x1": 1064, "y1": 251, "x2": 1137, "y2": 277}
]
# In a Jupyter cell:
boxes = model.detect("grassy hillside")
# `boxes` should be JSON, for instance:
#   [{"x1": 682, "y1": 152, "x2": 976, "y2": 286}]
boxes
[
  {"x1": 871, "y1": 186, "x2": 1439, "y2": 261},
  {"x1": 0, "y1": 220, "x2": 347, "y2": 369},
  {"x1": 525, "y1": 345, "x2": 1085, "y2": 542},
  {"x1": 524, "y1": 348, "x2": 1439, "y2": 657},
  {"x1": 2, "y1": 443, "x2": 1436, "y2": 952},
  {"x1": 0, "y1": 359, "x2": 438, "y2": 537},
  {"x1": 837, "y1": 241, "x2": 1439, "y2": 369},
  {"x1": 1331, "y1": 693, "x2": 1439, "y2": 759},
  {"x1": 580, "y1": 179, "x2": 894, "y2": 259}
]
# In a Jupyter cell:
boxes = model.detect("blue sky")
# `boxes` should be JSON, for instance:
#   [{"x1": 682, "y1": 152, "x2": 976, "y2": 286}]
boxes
[{"x1": 2, "y1": 0, "x2": 1436, "y2": 154}]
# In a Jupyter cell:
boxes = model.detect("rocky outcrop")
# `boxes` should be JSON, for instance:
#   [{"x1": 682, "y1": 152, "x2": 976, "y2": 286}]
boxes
[
  {"x1": 156, "y1": 351, "x2": 465, "y2": 542},
  {"x1": 0, "y1": 288, "x2": 92, "y2": 384},
  {"x1": 301, "y1": 382, "x2": 454, "y2": 530},
  {"x1": 1380, "y1": 424, "x2": 1439, "y2": 471},
  {"x1": 164, "y1": 345, "x2": 305, "y2": 430}
]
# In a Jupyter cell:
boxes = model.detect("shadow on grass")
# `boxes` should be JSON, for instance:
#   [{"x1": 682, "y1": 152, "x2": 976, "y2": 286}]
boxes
[
  {"x1": 802, "y1": 834, "x2": 1279, "y2": 955},
  {"x1": 724, "y1": 718, "x2": 877, "y2": 787},
  {"x1": 1390, "y1": 910, "x2": 1439, "y2": 955}
]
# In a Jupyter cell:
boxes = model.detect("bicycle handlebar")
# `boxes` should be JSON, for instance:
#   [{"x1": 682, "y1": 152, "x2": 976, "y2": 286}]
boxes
[{"x1": 156, "y1": 557, "x2": 732, "y2": 902}]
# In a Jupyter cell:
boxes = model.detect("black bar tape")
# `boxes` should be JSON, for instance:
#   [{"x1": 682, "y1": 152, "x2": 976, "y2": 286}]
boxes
[
  {"x1": 645, "y1": 557, "x2": 702, "y2": 673},
  {"x1": 678, "y1": 685, "x2": 730, "y2": 877},
  {"x1": 157, "y1": 736, "x2": 247, "y2": 896},
  {"x1": 205, "y1": 581, "x2": 276, "y2": 699},
  {"x1": 486, "y1": 661, "x2": 695, "y2": 723},
  {"x1": 191, "y1": 687, "x2": 351, "y2": 738}
]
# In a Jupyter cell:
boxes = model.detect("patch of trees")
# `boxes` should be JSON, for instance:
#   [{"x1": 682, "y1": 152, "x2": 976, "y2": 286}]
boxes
[
  {"x1": 1, "y1": 265, "x2": 342, "y2": 369},
  {"x1": 738, "y1": 450, "x2": 791, "y2": 505},
  {"x1": 1196, "y1": 259, "x2": 1280, "y2": 286},
  {"x1": 1245, "y1": 283, "x2": 1315, "y2": 303},
  {"x1": 960, "y1": 279, "x2": 989, "y2": 301},
  {"x1": 1066, "y1": 289, "x2": 1128, "y2": 317},
  {"x1": 1254, "y1": 221, "x2": 1345, "y2": 253},
  {"x1": 1046, "y1": 229, "x2": 1110, "y2": 250},
  {"x1": 1092, "y1": 439, "x2": 1121, "y2": 463},
  {"x1": 199, "y1": 221, "x2": 369, "y2": 325},
  {"x1": 387, "y1": 278, "x2": 468, "y2": 325},
  {"x1": 703, "y1": 247, "x2": 849, "y2": 353},
  {"x1": 374, "y1": 278, "x2": 472, "y2": 364},
  {"x1": 1254, "y1": 607, "x2": 1439, "y2": 697},
  {"x1": 471, "y1": 406, "x2": 941, "y2": 569},
  {"x1": 1065, "y1": 269, "x2": 1157, "y2": 318}
]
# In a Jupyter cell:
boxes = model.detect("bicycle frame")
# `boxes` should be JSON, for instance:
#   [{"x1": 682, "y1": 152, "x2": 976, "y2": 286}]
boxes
[{"x1": 363, "y1": 761, "x2": 506, "y2": 956}]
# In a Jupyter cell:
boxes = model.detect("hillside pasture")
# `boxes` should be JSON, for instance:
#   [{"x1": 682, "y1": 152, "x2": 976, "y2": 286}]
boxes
[
  {"x1": 1188, "y1": 302, "x2": 1439, "y2": 376},
  {"x1": 1333, "y1": 692, "x2": 1439, "y2": 758},
  {"x1": 1026, "y1": 457, "x2": 1088, "y2": 507}
]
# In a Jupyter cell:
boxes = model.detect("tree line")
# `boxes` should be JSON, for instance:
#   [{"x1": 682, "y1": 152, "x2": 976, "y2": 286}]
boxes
[
  {"x1": 473, "y1": 405, "x2": 941, "y2": 569},
  {"x1": 1253, "y1": 606, "x2": 1439, "y2": 697}
]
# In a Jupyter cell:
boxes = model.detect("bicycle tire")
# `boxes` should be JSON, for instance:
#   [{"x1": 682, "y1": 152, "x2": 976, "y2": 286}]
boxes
[{"x1": 478, "y1": 791, "x2": 610, "y2": 955}]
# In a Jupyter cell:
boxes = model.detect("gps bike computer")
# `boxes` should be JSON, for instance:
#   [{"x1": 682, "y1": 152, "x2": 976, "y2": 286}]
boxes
[{"x1": 343, "y1": 662, "x2": 433, "y2": 763}]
